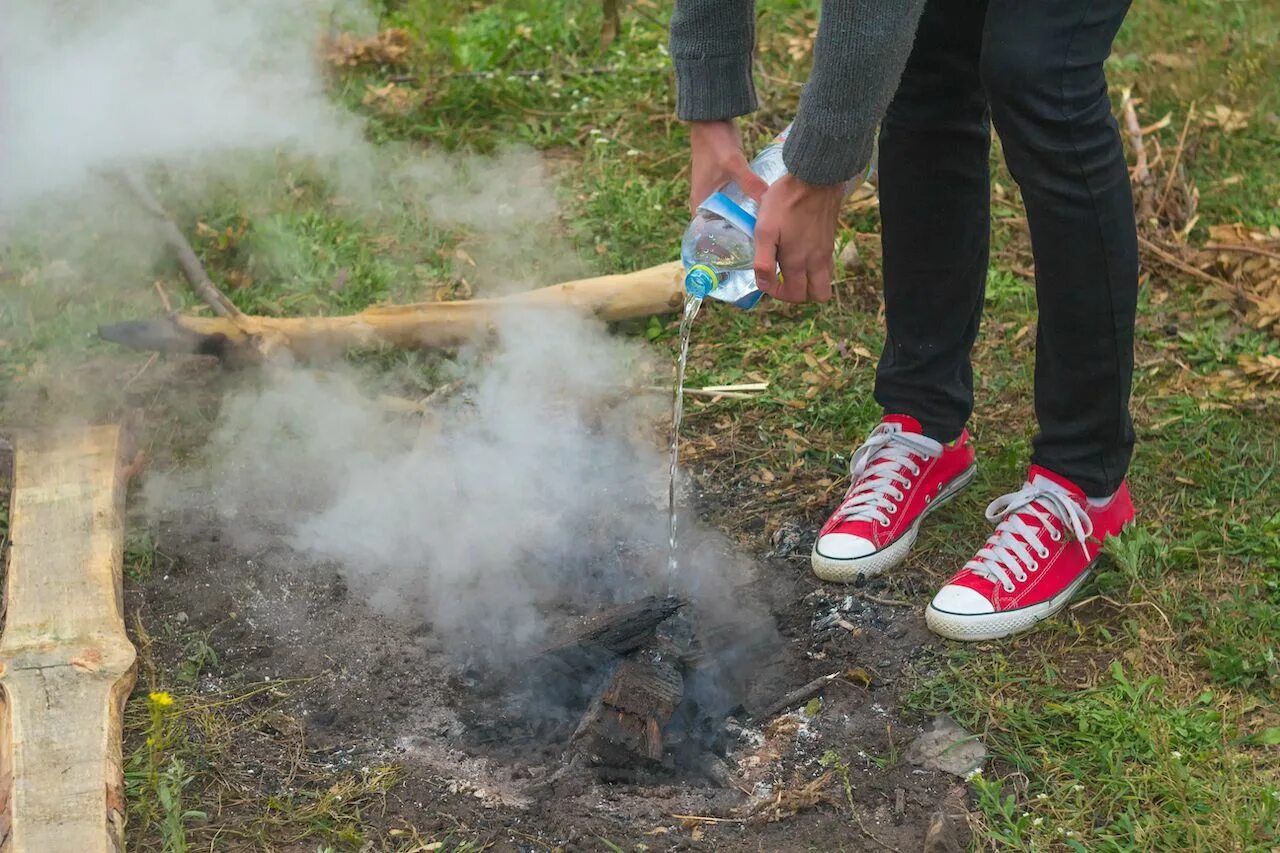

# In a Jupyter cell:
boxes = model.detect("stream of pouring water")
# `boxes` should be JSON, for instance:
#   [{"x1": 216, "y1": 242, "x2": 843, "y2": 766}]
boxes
[{"x1": 667, "y1": 295, "x2": 703, "y2": 586}]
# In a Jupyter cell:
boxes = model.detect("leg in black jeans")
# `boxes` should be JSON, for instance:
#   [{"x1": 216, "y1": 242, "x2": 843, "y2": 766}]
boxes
[
  {"x1": 875, "y1": 0, "x2": 991, "y2": 444},
  {"x1": 875, "y1": 0, "x2": 1138, "y2": 497}
]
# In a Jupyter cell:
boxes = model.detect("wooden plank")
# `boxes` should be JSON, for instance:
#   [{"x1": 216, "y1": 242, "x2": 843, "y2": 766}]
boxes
[{"x1": 0, "y1": 425, "x2": 135, "y2": 853}]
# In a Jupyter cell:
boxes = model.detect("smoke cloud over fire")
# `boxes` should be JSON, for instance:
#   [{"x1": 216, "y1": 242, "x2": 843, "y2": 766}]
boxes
[{"x1": 0, "y1": 0, "x2": 777, "y2": 675}]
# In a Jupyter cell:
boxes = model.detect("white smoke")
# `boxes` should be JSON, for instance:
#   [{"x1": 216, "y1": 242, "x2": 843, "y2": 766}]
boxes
[
  {"x1": 2, "y1": 0, "x2": 775, "y2": 672},
  {"x1": 0, "y1": 0, "x2": 367, "y2": 212}
]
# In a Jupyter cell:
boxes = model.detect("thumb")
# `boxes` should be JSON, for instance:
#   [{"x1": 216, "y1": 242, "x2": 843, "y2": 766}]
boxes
[{"x1": 729, "y1": 159, "x2": 770, "y2": 204}]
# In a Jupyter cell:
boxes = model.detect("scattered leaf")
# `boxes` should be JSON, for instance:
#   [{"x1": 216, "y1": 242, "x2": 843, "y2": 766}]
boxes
[
  {"x1": 844, "y1": 667, "x2": 873, "y2": 687},
  {"x1": 1254, "y1": 727, "x2": 1280, "y2": 746},
  {"x1": 1203, "y1": 104, "x2": 1249, "y2": 133},
  {"x1": 362, "y1": 82, "x2": 417, "y2": 114},
  {"x1": 1239, "y1": 354, "x2": 1280, "y2": 384},
  {"x1": 323, "y1": 28, "x2": 412, "y2": 68},
  {"x1": 1148, "y1": 52, "x2": 1195, "y2": 70}
]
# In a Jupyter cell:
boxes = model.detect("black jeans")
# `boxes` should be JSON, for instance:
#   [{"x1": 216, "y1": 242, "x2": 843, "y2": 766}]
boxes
[{"x1": 874, "y1": 0, "x2": 1138, "y2": 497}]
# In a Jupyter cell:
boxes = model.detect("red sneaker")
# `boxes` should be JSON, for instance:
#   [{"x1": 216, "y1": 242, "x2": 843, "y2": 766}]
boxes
[
  {"x1": 812, "y1": 415, "x2": 977, "y2": 582},
  {"x1": 926, "y1": 466, "x2": 1135, "y2": 641}
]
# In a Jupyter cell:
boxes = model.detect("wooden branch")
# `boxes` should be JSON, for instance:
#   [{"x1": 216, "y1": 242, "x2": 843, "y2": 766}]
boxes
[
  {"x1": 119, "y1": 172, "x2": 242, "y2": 319},
  {"x1": 1155, "y1": 103, "x2": 1196, "y2": 221},
  {"x1": 100, "y1": 260, "x2": 685, "y2": 365},
  {"x1": 1203, "y1": 242, "x2": 1280, "y2": 263},
  {"x1": 1120, "y1": 88, "x2": 1155, "y2": 222},
  {"x1": 1120, "y1": 88, "x2": 1150, "y2": 184},
  {"x1": 0, "y1": 425, "x2": 136, "y2": 853},
  {"x1": 753, "y1": 671, "x2": 841, "y2": 721}
]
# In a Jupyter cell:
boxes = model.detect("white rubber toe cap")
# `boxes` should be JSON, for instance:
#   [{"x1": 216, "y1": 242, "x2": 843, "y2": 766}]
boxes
[
  {"x1": 814, "y1": 533, "x2": 877, "y2": 560},
  {"x1": 930, "y1": 584, "x2": 995, "y2": 615}
]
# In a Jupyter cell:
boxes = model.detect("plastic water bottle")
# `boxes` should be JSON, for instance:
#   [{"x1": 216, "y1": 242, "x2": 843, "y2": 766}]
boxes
[{"x1": 681, "y1": 122, "x2": 875, "y2": 309}]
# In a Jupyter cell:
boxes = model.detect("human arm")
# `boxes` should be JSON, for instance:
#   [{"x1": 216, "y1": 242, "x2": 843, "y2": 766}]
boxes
[
  {"x1": 669, "y1": 0, "x2": 769, "y2": 212},
  {"x1": 757, "y1": 0, "x2": 926, "y2": 302}
]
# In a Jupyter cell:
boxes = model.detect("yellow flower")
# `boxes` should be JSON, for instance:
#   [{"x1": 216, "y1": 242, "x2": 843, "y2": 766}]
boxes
[{"x1": 148, "y1": 691, "x2": 174, "y2": 707}]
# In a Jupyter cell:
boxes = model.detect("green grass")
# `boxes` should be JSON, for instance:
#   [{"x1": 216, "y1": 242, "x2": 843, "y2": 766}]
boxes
[{"x1": 2, "y1": 0, "x2": 1278, "y2": 849}]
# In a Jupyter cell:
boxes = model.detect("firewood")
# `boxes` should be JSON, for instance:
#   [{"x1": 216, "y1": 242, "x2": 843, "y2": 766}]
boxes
[
  {"x1": 0, "y1": 426, "x2": 135, "y2": 852},
  {"x1": 532, "y1": 595, "x2": 683, "y2": 677},
  {"x1": 572, "y1": 654, "x2": 683, "y2": 769},
  {"x1": 99, "y1": 261, "x2": 686, "y2": 365}
]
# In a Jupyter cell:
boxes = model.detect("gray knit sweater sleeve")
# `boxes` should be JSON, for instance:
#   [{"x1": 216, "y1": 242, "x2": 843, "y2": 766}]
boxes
[
  {"x1": 669, "y1": 0, "x2": 760, "y2": 122},
  {"x1": 670, "y1": 0, "x2": 925, "y2": 186}
]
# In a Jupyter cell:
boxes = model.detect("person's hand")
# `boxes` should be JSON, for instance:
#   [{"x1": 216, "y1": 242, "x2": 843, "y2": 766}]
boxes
[
  {"x1": 687, "y1": 120, "x2": 769, "y2": 214},
  {"x1": 753, "y1": 174, "x2": 844, "y2": 303}
]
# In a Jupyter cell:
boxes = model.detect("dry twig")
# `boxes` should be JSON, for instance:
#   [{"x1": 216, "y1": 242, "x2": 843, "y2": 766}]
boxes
[
  {"x1": 743, "y1": 772, "x2": 834, "y2": 822},
  {"x1": 122, "y1": 353, "x2": 158, "y2": 390},
  {"x1": 1155, "y1": 101, "x2": 1196, "y2": 221},
  {"x1": 855, "y1": 591, "x2": 915, "y2": 608},
  {"x1": 1203, "y1": 243, "x2": 1280, "y2": 263},
  {"x1": 119, "y1": 172, "x2": 242, "y2": 319},
  {"x1": 754, "y1": 671, "x2": 841, "y2": 720},
  {"x1": 1139, "y1": 236, "x2": 1261, "y2": 305},
  {"x1": 1120, "y1": 88, "x2": 1154, "y2": 219},
  {"x1": 1070, "y1": 594, "x2": 1175, "y2": 640}
]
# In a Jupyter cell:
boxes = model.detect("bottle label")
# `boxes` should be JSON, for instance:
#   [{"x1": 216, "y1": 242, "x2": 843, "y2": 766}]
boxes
[{"x1": 698, "y1": 191, "x2": 756, "y2": 235}]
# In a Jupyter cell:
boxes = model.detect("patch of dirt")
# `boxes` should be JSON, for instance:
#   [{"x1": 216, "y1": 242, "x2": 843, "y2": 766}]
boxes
[{"x1": 128, "y1": 502, "x2": 971, "y2": 851}]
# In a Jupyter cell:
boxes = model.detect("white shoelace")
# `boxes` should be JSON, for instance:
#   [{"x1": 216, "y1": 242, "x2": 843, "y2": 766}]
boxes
[
  {"x1": 835, "y1": 424, "x2": 943, "y2": 527},
  {"x1": 966, "y1": 480, "x2": 1094, "y2": 593}
]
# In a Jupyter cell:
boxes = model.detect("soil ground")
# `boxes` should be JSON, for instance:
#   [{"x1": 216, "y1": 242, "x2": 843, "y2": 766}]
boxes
[
  {"x1": 3, "y1": 1, "x2": 1277, "y2": 850},
  {"x1": 129, "y1": 499, "x2": 969, "y2": 851}
]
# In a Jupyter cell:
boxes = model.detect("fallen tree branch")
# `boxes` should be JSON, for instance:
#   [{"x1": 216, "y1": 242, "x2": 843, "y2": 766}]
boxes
[
  {"x1": 99, "y1": 261, "x2": 685, "y2": 365},
  {"x1": 119, "y1": 172, "x2": 242, "y2": 319}
]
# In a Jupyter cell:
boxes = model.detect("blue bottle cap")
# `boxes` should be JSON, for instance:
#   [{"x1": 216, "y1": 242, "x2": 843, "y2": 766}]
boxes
[{"x1": 684, "y1": 264, "x2": 719, "y2": 298}]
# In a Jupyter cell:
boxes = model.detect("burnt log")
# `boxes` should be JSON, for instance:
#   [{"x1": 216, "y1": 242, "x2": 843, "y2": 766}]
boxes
[
  {"x1": 532, "y1": 595, "x2": 683, "y2": 677},
  {"x1": 571, "y1": 654, "x2": 684, "y2": 770}
]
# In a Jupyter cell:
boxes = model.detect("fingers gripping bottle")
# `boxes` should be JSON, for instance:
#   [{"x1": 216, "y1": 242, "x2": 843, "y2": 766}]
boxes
[{"x1": 680, "y1": 123, "x2": 876, "y2": 309}]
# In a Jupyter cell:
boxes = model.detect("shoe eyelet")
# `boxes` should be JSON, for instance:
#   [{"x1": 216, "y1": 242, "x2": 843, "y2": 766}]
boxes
[
  {"x1": 903, "y1": 481, "x2": 912, "y2": 490},
  {"x1": 1014, "y1": 573, "x2": 1027, "y2": 584},
  {"x1": 1003, "y1": 584, "x2": 1015, "y2": 593},
  {"x1": 880, "y1": 519, "x2": 891, "y2": 527},
  {"x1": 1050, "y1": 531, "x2": 1062, "y2": 542},
  {"x1": 1036, "y1": 548, "x2": 1049, "y2": 560}
]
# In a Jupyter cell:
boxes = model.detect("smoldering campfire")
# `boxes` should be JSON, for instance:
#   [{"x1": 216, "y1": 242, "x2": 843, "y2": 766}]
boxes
[
  {"x1": 123, "y1": 279, "x2": 793, "y2": 790},
  {"x1": 464, "y1": 591, "x2": 784, "y2": 786}
]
